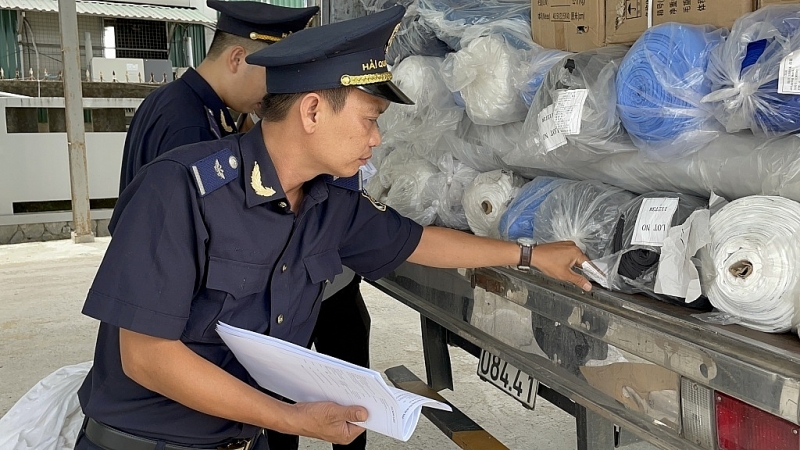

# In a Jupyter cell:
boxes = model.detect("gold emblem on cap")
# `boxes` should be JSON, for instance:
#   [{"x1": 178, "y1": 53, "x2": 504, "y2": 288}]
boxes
[
  {"x1": 340, "y1": 72, "x2": 393, "y2": 87},
  {"x1": 251, "y1": 162, "x2": 276, "y2": 197},
  {"x1": 220, "y1": 111, "x2": 233, "y2": 133},
  {"x1": 249, "y1": 32, "x2": 282, "y2": 42},
  {"x1": 385, "y1": 23, "x2": 402, "y2": 53}
]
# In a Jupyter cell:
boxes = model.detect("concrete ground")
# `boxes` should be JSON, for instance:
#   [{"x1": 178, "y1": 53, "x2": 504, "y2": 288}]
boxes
[{"x1": 0, "y1": 238, "x2": 641, "y2": 449}]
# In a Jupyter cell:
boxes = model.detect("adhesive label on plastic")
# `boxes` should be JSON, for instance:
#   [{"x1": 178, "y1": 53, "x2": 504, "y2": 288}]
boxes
[
  {"x1": 581, "y1": 260, "x2": 610, "y2": 289},
  {"x1": 538, "y1": 104, "x2": 568, "y2": 153},
  {"x1": 631, "y1": 197, "x2": 680, "y2": 247},
  {"x1": 778, "y1": 49, "x2": 800, "y2": 95},
  {"x1": 553, "y1": 89, "x2": 588, "y2": 135}
]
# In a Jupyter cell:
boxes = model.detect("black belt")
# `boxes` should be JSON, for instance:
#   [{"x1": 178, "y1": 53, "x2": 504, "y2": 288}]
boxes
[{"x1": 83, "y1": 418, "x2": 252, "y2": 450}]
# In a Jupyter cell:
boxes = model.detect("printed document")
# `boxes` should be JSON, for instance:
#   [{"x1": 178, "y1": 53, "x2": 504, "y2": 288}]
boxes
[{"x1": 216, "y1": 322, "x2": 452, "y2": 441}]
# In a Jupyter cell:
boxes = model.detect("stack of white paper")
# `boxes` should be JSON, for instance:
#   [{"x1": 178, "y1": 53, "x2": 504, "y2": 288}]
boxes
[{"x1": 216, "y1": 323, "x2": 452, "y2": 442}]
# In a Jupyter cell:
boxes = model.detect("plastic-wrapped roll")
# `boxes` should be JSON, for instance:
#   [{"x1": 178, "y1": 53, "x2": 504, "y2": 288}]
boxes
[
  {"x1": 379, "y1": 56, "x2": 463, "y2": 151},
  {"x1": 421, "y1": 153, "x2": 480, "y2": 230},
  {"x1": 513, "y1": 46, "x2": 634, "y2": 169},
  {"x1": 704, "y1": 5, "x2": 800, "y2": 137},
  {"x1": 704, "y1": 196, "x2": 800, "y2": 333},
  {"x1": 515, "y1": 48, "x2": 573, "y2": 107},
  {"x1": 379, "y1": 149, "x2": 439, "y2": 225},
  {"x1": 440, "y1": 117, "x2": 521, "y2": 172},
  {"x1": 506, "y1": 133, "x2": 800, "y2": 205},
  {"x1": 605, "y1": 192, "x2": 710, "y2": 308},
  {"x1": 497, "y1": 176, "x2": 571, "y2": 241},
  {"x1": 463, "y1": 170, "x2": 524, "y2": 237},
  {"x1": 533, "y1": 180, "x2": 636, "y2": 260},
  {"x1": 616, "y1": 23, "x2": 725, "y2": 161},
  {"x1": 416, "y1": 0, "x2": 531, "y2": 51},
  {"x1": 442, "y1": 25, "x2": 532, "y2": 126}
]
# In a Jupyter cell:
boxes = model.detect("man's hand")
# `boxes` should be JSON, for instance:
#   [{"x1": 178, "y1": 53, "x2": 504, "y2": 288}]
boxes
[
  {"x1": 530, "y1": 241, "x2": 592, "y2": 291},
  {"x1": 291, "y1": 402, "x2": 367, "y2": 445}
]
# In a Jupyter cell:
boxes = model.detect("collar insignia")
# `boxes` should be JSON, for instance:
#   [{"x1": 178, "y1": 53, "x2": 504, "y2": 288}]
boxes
[
  {"x1": 220, "y1": 110, "x2": 234, "y2": 133},
  {"x1": 214, "y1": 159, "x2": 225, "y2": 179},
  {"x1": 250, "y1": 162, "x2": 276, "y2": 197},
  {"x1": 362, "y1": 189, "x2": 387, "y2": 212}
]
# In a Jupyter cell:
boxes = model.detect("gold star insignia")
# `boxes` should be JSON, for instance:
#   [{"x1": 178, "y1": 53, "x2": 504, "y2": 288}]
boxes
[{"x1": 251, "y1": 162, "x2": 276, "y2": 197}]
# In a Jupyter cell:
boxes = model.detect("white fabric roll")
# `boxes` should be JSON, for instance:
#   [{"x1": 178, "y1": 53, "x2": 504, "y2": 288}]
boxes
[
  {"x1": 704, "y1": 196, "x2": 800, "y2": 333},
  {"x1": 442, "y1": 33, "x2": 530, "y2": 126},
  {"x1": 462, "y1": 170, "x2": 524, "y2": 237}
]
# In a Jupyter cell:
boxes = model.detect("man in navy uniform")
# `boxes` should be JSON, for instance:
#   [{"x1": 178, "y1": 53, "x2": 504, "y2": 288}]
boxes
[
  {"x1": 118, "y1": 0, "x2": 319, "y2": 192},
  {"x1": 119, "y1": 3, "x2": 372, "y2": 448},
  {"x1": 76, "y1": 6, "x2": 592, "y2": 449}
]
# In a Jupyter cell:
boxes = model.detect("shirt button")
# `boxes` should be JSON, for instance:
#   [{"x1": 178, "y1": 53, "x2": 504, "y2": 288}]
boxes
[
  {"x1": 279, "y1": 201, "x2": 287, "y2": 209},
  {"x1": 276, "y1": 314, "x2": 284, "y2": 324},
  {"x1": 281, "y1": 264, "x2": 287, "y2": 273}
]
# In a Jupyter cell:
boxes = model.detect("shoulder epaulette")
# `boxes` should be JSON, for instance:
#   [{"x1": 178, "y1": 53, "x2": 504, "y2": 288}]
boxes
[{"x1": 189, "y1": 148, "x2": 239, "y2": 197}]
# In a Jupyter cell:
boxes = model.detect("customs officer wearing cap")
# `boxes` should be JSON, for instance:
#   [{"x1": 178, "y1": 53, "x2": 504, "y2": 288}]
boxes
[
  {"x1": 76, "y1": 6, "x2": 592, "y2": 449},
  {"x1": 118, "y1": 0, "x2": 318, "y2": 192}
]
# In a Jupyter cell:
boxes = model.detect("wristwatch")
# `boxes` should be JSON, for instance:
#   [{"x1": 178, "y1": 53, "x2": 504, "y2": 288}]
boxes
[{"x1": 517, "y1": 237, "x2": 536, "y2": 271}]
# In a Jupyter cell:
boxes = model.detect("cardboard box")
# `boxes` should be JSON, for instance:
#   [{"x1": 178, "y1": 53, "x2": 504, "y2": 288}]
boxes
[
  {"x1": 532, "y1": 0, "x2": 755, "y2": 52},
  {"x1": 758, "y1": 0, "x2": 799, "y2": 6}
]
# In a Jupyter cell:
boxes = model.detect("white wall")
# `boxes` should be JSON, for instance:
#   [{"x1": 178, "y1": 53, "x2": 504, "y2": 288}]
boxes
[{"x1": 0, "y1": 97, "x2": 142, "y2": 224}]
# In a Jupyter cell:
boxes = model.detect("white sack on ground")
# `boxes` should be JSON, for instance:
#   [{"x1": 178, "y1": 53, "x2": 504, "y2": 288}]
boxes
[
  {"x1": 532, "y1": 180, "x2": 636, "y2": 260},
  {"x1": 463, "y1": 170, "x2": 525, "y2": 237},
  {"x1": 0, "y1": 361, "x2": 91, "y2": 450},
  {"x1": 702, "y1": 196, "x2": 800, "y2": 334},
  {"x1": 508, "y1": 133, "x2": 800, "y2": 204}
]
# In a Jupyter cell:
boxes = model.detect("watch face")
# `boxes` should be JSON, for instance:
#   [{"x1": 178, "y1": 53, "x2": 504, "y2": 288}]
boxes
[{"x1": 517, "y1": 237, "x2": 535, "y2": 246}]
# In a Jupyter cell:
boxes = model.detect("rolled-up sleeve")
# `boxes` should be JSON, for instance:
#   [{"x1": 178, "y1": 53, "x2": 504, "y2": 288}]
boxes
[
  {"x1": 338, "y1": 194, "x2": 423, "y2": 281},
  {"x1": 82, "y1": 161, "x2": 208, "y2": 340}
]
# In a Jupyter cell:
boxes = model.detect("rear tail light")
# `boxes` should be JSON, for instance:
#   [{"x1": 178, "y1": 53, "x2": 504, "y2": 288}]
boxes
[
  {"x1": 681, "y1": 378, "x2": 716, "y2": 449},
  {"x1": 715, "y1": 391, "x2": 799, "y2": 450}
]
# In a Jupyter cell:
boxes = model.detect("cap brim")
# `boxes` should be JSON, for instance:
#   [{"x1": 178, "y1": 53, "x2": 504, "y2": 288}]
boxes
[{"x1": 357, "y1": 81, "x2": 414, "y2": 105}]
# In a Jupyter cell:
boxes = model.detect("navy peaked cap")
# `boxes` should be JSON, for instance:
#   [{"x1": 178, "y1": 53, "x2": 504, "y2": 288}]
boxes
[
  {"x1": 208, "y1": 0, "x2": 319, "y2": 43},
  {"x1": 245, "y1": 5, "x2": 413, "y2": 104}
]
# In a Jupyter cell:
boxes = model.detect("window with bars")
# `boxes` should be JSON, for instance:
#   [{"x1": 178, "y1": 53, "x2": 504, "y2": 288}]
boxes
[{"x1": 107, "y1": 18, "x2": 169, "y2": 60}]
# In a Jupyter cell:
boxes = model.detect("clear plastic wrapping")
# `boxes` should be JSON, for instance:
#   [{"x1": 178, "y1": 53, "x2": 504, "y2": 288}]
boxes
[
  {"x1": 416, "y1": 0, "x2": 531, "y2": 51},
  {"x1": 511, "y1": 46, "x2": 635, "y2": 169},
  {"x1": 388, "y1": 5, "x2": 453, "y2": 65},
  {"x1": 440, "y1": 117, "x2": 517, "y2": 172},
  {"x1": 515, "y1": 48, "x2": 573, "y2": 107},
  {"x1": 602, "y1": 192, "x2": 710, "y2": 308},
  {"x1": 703, "y1": 5, "x2": 800, "y2": 137},
  {"x1": 497, "y1": 176, "x2": 571, "y2": 241},
  {"x1": 616, "y1": 23, "x2": 726, "y2": 161},
  {"x1": 532, "y1": 180, "x2": 636, "y2": 260},
  {"x1": 421, "y1": 153, "x2": 480, "y2": 229},
  {"x1": 380, "y1": 55, "x2": 464, "y2": 152},
  {"x1": 441, "y1": 20, "x2": 533, "y2": 126},
  {"x1": 378, "y1": 149, "x2": 440, "y2": 225},
  {"x1": 462, "y1": 169, "x2": 525, "y2": 237},
  {"x1": 702, "y1": 196, "x2": 800, "y2": 334},
  {"x1": 0, "y1": 361, "x2": 91, "y2": 450},
  {"x1": 505, "y1": 133, "x2": 800, "y2": 205}
]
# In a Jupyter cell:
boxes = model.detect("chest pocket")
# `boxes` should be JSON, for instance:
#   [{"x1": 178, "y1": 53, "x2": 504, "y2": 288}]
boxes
[
  {"x1": 184, "y1": 256, "x2": 271, "y2": 343},
  {"x1": 292, "y1": 250, "x2": 343, "y2": 329}
]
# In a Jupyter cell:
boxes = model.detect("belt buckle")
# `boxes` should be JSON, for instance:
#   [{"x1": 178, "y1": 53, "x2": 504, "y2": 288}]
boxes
[{"x1": 217, "y1": 439, "x2": 250, "y2": 450}]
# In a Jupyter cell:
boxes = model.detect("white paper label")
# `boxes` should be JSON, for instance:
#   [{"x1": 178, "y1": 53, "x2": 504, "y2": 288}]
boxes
[
  {"x1": 582, "y1": 260, "x2": 610, "y2": 289},
  {"x1": 779, "y1": 49, "x2": 800, "y2": 95},
  {"x1": 538, "y1": 104, "x2": 568, "y2": 152},
  {"x1": 631, "y1": 197, "x2": 680, "y2": 247},
  {"x1": 553, "y1": 89, "x2": 588, "y2": 135}
]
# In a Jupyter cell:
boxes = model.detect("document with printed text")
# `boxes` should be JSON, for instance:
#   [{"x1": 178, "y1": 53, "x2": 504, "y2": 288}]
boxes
[{"x1": 216, "y1": 322, "x2": 452, "y2": 441}]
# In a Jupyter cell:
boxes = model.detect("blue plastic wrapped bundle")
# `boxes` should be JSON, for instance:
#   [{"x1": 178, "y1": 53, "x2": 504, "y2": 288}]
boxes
[
  {"x1": 497, "y1": 176, "x2": 571, "y2": 241},
  {"x1": 616, "y1": 23, "x2": 726, "y2": 161},
  {"x1": 416, "y1": 0, "x2": 531, "y2": 51},
  {"x1": 704, "y1": 5, "x2": 800, "y2": 137}
]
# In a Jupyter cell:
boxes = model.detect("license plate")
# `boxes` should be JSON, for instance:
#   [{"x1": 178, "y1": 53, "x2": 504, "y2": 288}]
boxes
[{"x1": 477, "y1": 349, "x2": 538, "y2": 409}]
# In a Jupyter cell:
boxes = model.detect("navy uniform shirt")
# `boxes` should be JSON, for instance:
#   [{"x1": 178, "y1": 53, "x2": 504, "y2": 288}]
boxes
[
  {"x1": 78, "y1": 126, "x2": 422, "y2": 445},
  {"x1": 119, "y1": 68, "x2": 237, "y2": 193}
]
